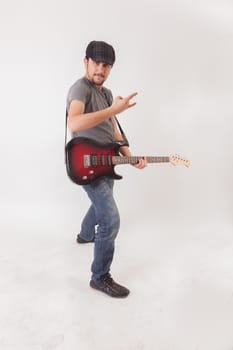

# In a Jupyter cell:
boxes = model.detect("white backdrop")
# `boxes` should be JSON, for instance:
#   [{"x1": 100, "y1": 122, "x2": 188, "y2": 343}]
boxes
[
  {"x1": 1, "y1": 0, "x2": 232, "y2": 230},
  {"x1": 1, "y1": 0, "x2": 233, "y2": 349}
]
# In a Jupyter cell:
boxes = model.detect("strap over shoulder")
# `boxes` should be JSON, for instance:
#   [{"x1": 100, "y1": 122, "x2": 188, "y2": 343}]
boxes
[{"x1": 102, "y1": 89, "x2": 129, "y2": 147}]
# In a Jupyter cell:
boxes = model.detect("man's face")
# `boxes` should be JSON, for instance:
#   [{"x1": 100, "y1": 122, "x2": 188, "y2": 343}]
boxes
[{"x1": 84, "y1": 58, "x2": 112, "y2": 87}]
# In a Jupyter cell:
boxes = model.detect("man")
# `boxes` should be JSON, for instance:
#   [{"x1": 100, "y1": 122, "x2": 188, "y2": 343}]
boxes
[{"x1": 66, "y1": 40, "x2": 147, "y2": 298}]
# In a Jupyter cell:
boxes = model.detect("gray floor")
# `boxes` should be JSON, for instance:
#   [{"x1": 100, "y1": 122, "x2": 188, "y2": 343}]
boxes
[{"x1": 1, "y1": 204, "x2": 233, "y2": 350}]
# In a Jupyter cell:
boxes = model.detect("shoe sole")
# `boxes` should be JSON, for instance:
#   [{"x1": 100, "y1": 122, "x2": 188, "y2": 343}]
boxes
[{"x1": 76, "y1": 235, "x2": 95, "y2": 244}]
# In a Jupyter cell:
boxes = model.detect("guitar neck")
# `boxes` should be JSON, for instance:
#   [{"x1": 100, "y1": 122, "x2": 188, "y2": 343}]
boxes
[{"x1": 112, "y1": 156, "x2": 170, "y2": 165}]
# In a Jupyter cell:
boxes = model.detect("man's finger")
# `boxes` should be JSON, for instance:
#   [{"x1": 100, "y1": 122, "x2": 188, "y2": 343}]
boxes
[
  {"x1": 128, "y1": 102, "x2": 137, "y2": 108},
  {"x1": 126, "y1": 92, "x2": 138, "y2": 101}
]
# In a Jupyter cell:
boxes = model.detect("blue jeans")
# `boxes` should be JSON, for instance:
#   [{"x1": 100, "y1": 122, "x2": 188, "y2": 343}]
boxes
[{"x1": 80, "y1": 177, "x2": 120, "y2": 282}]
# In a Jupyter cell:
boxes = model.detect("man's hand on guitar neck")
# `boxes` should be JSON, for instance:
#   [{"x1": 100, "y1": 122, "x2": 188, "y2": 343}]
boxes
[
  {"x1": 121, "y1": 147, "x2": 147, "y2": 169},
  {"x1": 133, "y1": 157, "x2": 148, "y2": 169}
]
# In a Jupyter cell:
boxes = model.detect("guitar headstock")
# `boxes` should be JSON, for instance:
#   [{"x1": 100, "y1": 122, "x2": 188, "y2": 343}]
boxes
[{"x1": 169, "y1": 155, "x2": 190, "y2": 168}]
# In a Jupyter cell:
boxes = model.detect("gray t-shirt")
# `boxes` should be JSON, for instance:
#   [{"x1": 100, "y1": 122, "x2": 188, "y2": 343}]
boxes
[{"x1": 66, "y1": 76, "x2": 115, "y2": 144}]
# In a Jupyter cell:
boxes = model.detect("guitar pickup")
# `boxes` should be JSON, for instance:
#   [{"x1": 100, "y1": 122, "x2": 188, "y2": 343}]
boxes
[
  {"x1": 83, "y1": 155, "x2": 91, "y2": 168},
  {"x1": 91, "y1": 154, "x2": 98, "y2": 167},
  {"x1": 101, "y1": 154, "x2": 105, "y2": 166},
  {"x1": 107, "y1": 155, "x2": 112, "y2": 166}
]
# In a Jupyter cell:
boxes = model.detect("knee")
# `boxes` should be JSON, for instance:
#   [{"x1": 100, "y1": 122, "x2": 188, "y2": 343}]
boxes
[
  {"x1": 109, "y1": 210, "x2": 120, "y2": 238},
  {"x1": 98, "y1": 208, "x2": 120, "y2": 240}
]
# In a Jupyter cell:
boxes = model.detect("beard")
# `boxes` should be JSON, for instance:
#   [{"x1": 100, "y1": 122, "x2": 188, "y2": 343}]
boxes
[{"x1": 92, "y1": 74, "x2": 105, "y2": 86}]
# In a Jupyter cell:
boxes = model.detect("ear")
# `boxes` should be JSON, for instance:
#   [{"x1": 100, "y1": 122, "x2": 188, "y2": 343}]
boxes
[{"x1": 83, "y1": 57, "x2": 88, "y2": 67}]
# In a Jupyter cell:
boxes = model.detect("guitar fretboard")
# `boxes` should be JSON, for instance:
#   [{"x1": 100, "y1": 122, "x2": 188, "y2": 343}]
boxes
[{"x1": 112, "y1": 156, "x2": 170, "y2": 165}]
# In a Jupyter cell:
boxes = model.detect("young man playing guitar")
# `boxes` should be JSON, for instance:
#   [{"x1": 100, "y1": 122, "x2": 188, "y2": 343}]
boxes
[{"x1": 66, "y1": 40, "x2": 147, "y2": 298}]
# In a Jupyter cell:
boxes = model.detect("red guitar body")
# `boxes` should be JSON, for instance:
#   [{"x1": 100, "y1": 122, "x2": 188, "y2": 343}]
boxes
[
  {"x1": 65, "y1": 137, "x2": 190, "y2": 186},
  {"x1": 65, "y1": 137, "x2": 124, "y2": 185}
]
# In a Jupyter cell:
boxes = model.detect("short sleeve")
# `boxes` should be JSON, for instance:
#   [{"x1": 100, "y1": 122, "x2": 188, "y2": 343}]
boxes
[{"x1": 66, "y1": 79, "x2": 91, "y2": 110}]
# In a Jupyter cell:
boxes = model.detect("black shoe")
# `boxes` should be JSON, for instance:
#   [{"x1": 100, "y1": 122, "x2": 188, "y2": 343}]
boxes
[
  {"x1": 76, "y1": 234, "x2": 95, "y2": 244},
  {"x1": 90, "y1": 274, "x2": 130, "y2": 298}
]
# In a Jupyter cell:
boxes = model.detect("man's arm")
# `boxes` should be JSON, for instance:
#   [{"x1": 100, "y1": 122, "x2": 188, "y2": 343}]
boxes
[{"x1": 67, "y1": 93, "x2": 138, "y2": 133}]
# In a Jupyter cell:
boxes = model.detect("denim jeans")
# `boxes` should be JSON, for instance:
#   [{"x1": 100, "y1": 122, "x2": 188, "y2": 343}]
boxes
[{"x1": 80, "y1": 177, "x2": 120, "y2": 282}]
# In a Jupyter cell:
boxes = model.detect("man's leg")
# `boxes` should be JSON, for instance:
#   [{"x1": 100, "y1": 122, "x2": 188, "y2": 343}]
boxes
[
  {"x1": 77, "y1": 205, "x2": 96, "y2": 243},
  {"x1": 83, "y1": 178, "x2": 129, "y2": 298}
]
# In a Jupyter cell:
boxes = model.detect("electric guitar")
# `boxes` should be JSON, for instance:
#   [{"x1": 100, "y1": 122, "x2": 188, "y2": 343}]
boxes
[{"x1": 65, "y1": 137, "x2": 190, "y2": 185}]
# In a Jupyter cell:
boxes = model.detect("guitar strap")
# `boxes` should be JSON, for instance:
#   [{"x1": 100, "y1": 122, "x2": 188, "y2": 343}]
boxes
[
  {"x1": 64, "y1": 109, "x2": 68, "y2": 164},
  {"x1": 102, "y1": 90, "x2": 129, "y2": 148}
]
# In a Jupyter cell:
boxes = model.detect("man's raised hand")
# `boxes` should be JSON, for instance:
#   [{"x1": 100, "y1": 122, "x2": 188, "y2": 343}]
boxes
[{"x1": 111, "y1": 92, "x2": 138, "y2": 115}]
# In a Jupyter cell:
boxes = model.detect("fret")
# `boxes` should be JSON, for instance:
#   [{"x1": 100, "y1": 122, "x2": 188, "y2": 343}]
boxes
[{"x1": 112, "y1": 156, "x2": 170, "y2": 165}]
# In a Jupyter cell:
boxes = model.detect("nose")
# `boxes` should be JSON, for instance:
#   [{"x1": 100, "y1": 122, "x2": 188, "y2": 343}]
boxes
[
  {"x1": 96, "y1": 63, "x2": 105, "y2": 71},
  {"x1": 98, "y1": 64, "x2": 104, "y2": 71}
]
